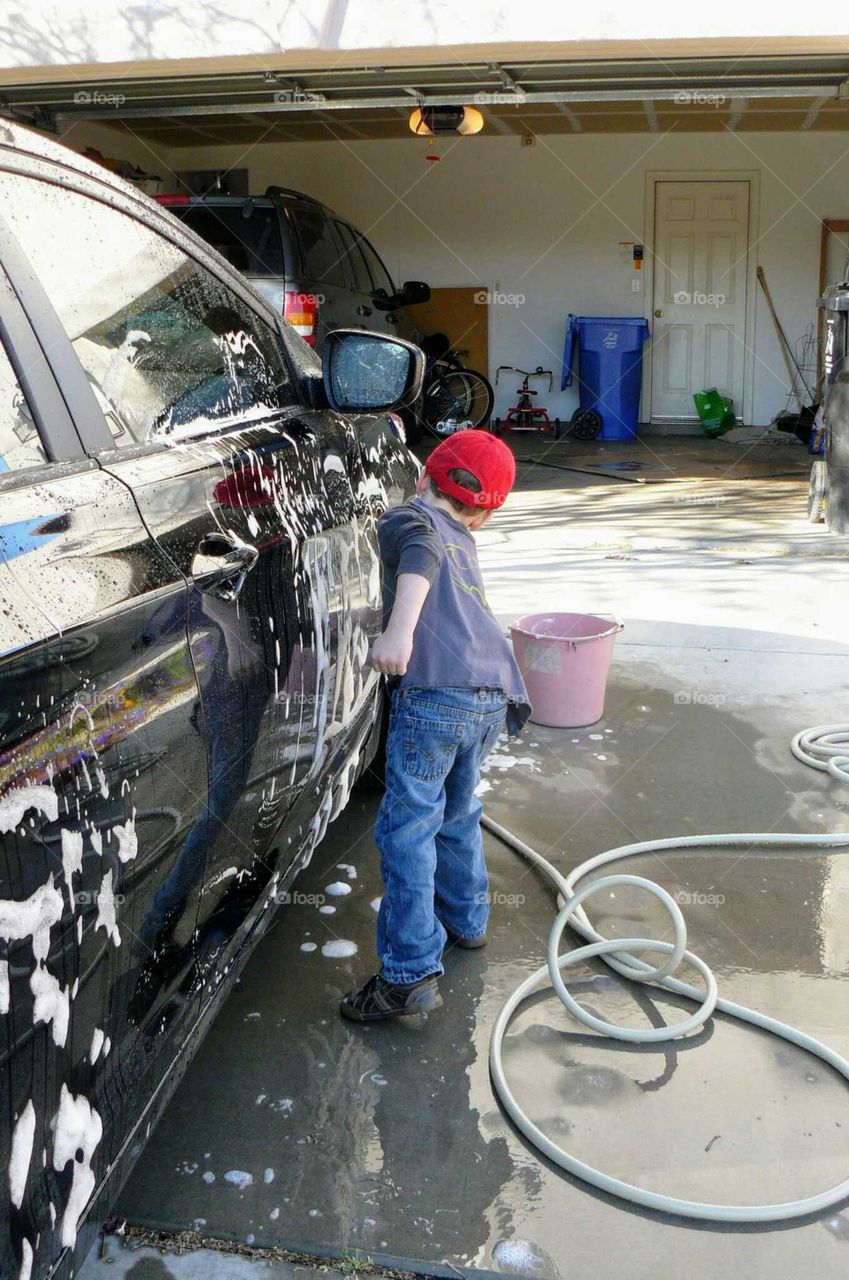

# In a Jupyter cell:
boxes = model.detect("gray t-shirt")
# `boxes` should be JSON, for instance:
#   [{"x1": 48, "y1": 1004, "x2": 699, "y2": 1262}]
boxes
[{"x1": 378, "y1": 497, "x2": 531, "y2": 733}]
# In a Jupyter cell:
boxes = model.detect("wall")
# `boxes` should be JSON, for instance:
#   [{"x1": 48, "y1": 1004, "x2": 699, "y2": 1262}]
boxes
[
  {"x1": 4, "y1": 1, "x2": 849, "y2": 69},
  {"x1": 91, "y1": 126, "x2": 849, "y2": 424},
  {"x1": 56, "y1": 118, "x2": 172, "y2": 179}
]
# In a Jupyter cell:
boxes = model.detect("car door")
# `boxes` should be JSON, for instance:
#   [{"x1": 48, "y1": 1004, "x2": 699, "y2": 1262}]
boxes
[
  {"x1": 285, "y1": 202, "x2": 359, "y2": 340},
  {"x1": 0, "y1": 224, "x2": 210, "y2": 1280},
  {"x1": 333, "y1": 219, "x2": 395, "y2": 337},
  {"x1": 0, "y1": 164, "x2": 379, "y2": 950},
  {"x1": 353, "y1": 226, "x2": 402, "y2": 338}
]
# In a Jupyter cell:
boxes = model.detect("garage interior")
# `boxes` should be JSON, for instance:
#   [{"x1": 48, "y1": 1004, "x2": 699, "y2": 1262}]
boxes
[
  {"x1": 6, "y1": 51, "x2": 849, "y2": 429},
  {"x1": 4, "y1": 39, "x2": 849, "y2": 1280}
]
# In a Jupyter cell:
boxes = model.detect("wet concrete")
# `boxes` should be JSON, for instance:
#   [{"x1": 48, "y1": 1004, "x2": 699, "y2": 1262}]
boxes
[
  {"x1": 111, "y1": 641, "x2": 849, "y2": 1279},
  {"x1": 80, "y1": 1233, "x2": 348, "y2": 1280},
  {"x1": 476, "y1": 437, "x2": 847, "y2": 646},
  {"x1": 107, "y1": 442, "x2": 849, "y2": 1279}
]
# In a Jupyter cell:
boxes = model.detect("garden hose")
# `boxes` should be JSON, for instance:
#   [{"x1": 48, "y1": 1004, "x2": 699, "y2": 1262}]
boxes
[
  {"x1": 791, "y1": 723, "x2": 849, "y2": 782},
  {"x1": 483, "y1": 725, "x2": 849, "y2": 1224}
]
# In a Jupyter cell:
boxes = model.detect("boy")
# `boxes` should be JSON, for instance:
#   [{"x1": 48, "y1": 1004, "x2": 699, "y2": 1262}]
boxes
[{"x1": 340, "y1": 431, "x2": 530, "y2": 1022}]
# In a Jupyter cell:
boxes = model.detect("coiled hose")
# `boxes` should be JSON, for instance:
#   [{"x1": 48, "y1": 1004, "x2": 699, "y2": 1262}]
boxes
[
  {"x1": 791, "y1": 723, "x2": 849, "y2": 782},
  {"x1": 483, "y1": 725, "x2": 849, "y2": 1224}
]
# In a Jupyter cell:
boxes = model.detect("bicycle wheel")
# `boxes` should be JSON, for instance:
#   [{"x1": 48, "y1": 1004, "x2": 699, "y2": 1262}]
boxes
[{"x1": 422, "y1": 369, "x2": 494, "y2": 432}]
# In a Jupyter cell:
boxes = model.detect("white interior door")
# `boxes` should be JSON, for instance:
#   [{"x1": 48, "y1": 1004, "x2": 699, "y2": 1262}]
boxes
[{"x1": 650, "y1": 180, "x2": 750, "y2": 421}]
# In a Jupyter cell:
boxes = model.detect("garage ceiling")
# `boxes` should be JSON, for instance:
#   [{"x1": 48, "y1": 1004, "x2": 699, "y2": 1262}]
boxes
[{"x1": 5, "y1": 54, "x2": 849, "y2": 144}]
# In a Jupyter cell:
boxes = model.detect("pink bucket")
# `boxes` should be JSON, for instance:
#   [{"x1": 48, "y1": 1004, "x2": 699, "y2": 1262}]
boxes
[{"x1": 510, "y1": 612, "x2": 623, "y2": 728}]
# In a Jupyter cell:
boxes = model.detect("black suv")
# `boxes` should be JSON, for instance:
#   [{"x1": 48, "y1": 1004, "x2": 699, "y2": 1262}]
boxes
[
  {"x1": 0, "y1": 120, "x2": 423, "y2": 1280},
  {"x1": 156, "y1": 188, "x2": 430, "y2": 351}
]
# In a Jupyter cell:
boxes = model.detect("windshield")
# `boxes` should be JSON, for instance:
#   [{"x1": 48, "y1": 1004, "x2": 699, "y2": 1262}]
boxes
[{"x1": 175, "y1": 204, "x2": 285, "y2": 278}]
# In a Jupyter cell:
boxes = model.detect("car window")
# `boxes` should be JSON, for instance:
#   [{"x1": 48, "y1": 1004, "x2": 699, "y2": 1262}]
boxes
[
  {"x1": 333, "y1": 221, "x2": 373, "y2": 294},
  {"x1": 290, "y1": 207, "x2": 348, "y2": 289},
  {"x1": 172, "y1": 203, "x2": 285, "y2": 277},
  {"x1": 0, "y1": 336, "x2": 46, "y2": 473},
  {"x1": 0, "y1": 172, "x2": 298, "y2": 447},
  {"x1": 356, "y1": 234, "x2": 395, "y2": 296}
]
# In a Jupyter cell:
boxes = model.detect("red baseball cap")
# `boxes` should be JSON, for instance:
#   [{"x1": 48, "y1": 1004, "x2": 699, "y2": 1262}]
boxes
[{"x1": 424, "y1": 430, "x2": 516, "y2": 509}]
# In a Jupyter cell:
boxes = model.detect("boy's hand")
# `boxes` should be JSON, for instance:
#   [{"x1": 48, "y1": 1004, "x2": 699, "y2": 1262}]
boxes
[{"x1": 370, "y1": 627, "x2": 413, "y2": 676}]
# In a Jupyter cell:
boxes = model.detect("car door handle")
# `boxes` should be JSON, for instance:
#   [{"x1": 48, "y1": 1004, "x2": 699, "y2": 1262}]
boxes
[
  {"x1": 192, "y1": 531, "x2": 258, "y2": 601},
  {"x1": 357, "y1": 304, "x2": 373, "y2": 317}
]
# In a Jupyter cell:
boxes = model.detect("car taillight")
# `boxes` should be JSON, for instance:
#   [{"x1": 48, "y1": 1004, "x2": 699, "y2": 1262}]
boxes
[
  {"x1": 156, "y1": 195, "x2": 191, "y2": 205},
  {"x1": 284, "y1": 291, "x2": 319, "y2": 347}
]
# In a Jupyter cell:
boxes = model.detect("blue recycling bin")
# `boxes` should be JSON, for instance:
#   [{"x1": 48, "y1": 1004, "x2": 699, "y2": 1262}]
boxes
[{"x1": 562, "y1": 315, "x2": 651, "y2": 440}]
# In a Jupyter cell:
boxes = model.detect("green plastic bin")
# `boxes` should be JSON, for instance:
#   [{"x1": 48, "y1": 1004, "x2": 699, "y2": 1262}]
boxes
[{"x1": 694, "y1": 388, "x2": 736, "y2": 437}]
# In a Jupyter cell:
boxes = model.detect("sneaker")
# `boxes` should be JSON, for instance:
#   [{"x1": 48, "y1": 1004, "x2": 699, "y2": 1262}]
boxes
[
  {"x1": 340, "y1": 973, "x2": 443, "y2": 1022},
  {"x1": 444, "y1": 928, "x2": 487, "y2": 950}
]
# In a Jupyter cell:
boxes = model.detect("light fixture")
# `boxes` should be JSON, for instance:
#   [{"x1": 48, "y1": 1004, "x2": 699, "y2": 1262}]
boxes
[{"x1": 408, "y1": 105, "x2": 484, "y2": 137}]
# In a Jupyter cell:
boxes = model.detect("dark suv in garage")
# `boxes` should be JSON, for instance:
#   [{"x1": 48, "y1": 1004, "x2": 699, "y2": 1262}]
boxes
[
  {"x1": 0, "y1": 119, "x2": 422, "y2": 1280},
  {"x1": 156, "y1": 188, "x2": 430, "y2": 351}
]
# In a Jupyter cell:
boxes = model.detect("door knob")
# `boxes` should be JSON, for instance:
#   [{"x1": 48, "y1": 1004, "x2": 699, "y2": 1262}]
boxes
[
  {"x1": 655, "y1": 308, "x2": 664, "y2": 318},
  {"x1": 192, "y1": 531, "x2": 258, "y2": 601}
]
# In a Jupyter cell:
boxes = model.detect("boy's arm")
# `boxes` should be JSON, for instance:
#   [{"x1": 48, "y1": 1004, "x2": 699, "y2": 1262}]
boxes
[
  {"x1": 372, "y1": 504, "x2": 442, "y2": 676},
  {"x1": 370, "y1": 573, "x2": 431, "y2": 676}
]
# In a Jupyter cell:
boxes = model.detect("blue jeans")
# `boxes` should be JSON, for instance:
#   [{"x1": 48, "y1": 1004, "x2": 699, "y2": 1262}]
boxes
[{"x1": 376, "y1": 686, "x2": 507, "y2": 985}]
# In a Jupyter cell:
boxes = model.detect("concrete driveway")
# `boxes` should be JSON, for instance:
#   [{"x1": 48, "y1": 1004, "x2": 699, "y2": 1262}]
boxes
[{"x1": 95, "y1": 436, "x2": 849, "y2": 1279}]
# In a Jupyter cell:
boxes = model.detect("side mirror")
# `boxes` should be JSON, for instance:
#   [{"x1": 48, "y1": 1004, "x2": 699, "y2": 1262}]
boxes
[
  {"x1": 323, "y1": 329, "x2": 424, "y2": 413},
  {"x1": 372, "y1": 281, "x2": 431, "y2": 310},
  {"x1": 370, "y1": 287, "x2": 394, "y2": 312},
  {"x1": 399, "y1": 280, "x2": 431, "y2": 307}
]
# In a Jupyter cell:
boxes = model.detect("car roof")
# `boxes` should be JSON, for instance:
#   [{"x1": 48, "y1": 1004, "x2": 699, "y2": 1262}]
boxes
[
  {"x1": 160, "y1": 195, "x2": 275, "y2": 206},
  {"x1": 0, "y1": 121, "x2": 336, "y2": 226},
  {"x1": 159, "y1": 188, "x2": 343, "y2": 219},
  {"x1": 0, "y1": 119, "x2": 300, "y2": 341}
]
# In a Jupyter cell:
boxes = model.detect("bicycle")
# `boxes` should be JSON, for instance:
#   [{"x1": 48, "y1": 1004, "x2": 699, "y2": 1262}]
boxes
[
  {"x1": 493, "y1": 365, "x2": 557, "y2": 435},
  {"x1": 403, "y1": 332, "x2": 495, "y2": 442},
  {"x1": 492, "y1": 365, "x2": 602, "y2": 440}
]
